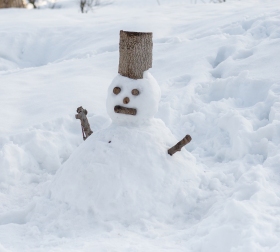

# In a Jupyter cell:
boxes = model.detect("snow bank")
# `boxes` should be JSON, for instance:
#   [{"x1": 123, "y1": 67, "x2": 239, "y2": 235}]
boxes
[{"x1": 0, "y1": 0, "x2": 280, "y2": 251}]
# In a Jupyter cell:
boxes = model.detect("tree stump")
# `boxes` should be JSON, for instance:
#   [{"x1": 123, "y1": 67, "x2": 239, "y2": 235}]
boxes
[
  {"x1": 0, "y1": 0, "x2": 24, "y2": 8},
  {"x1": 168, "y1": 135, "x2": 192, "y2": 156},
  {"x1": 118, "y1": 30, "x2": 153, "y2": 80}
]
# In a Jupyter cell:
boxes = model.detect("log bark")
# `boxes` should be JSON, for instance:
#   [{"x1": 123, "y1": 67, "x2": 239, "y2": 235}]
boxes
[
  {"x1": 168, "y1": 135, "x2": 192, "y2": 156},
  {"x1": 0, "y1": 0, "x2": 24, "y2": 8},
  {"x1": 118, "y1": 30, "x2": 153, "y2": 80}
]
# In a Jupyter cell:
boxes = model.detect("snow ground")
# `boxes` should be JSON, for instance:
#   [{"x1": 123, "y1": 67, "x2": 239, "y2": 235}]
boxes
[{"x1": 1, "y1": 0, "x2": 280, "y2": 251}]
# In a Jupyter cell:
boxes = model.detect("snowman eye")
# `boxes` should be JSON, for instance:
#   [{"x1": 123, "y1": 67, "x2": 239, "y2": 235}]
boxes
[
  {"x1": 113, "y1": 87, "x2": 121, "y2": 95},
  {"x1": 131, "y1": 89, "x2": 140, "y2": 96}
]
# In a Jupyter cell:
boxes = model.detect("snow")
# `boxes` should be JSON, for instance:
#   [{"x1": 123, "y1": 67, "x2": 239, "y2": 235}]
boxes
[
  {"x1": 1, "y1": 0, "x2": 280, "y2": 251},
  {"x1": 50, "y1": 119, "x2": 199, "y2": 223}
]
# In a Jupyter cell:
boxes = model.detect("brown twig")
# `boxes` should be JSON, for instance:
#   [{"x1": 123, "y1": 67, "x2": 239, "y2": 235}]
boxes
[
  {"x1": 168, "y1": 135, "x2": 192, "y2": 156},
  {"x1": 81, "y1": 125, "x2": 86, "y2": 141}
]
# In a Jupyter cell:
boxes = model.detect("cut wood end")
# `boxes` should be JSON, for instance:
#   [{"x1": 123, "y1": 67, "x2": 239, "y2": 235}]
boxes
[
  {"x1": 185, "y1": 135, "x2": 192, "y2": 143},
  {"x1": 120, "y1": 30, "x2": 153, "y2": 36}
]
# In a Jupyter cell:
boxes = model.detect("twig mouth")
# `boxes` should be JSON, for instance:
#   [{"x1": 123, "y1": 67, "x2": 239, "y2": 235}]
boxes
[{"x1": 114, "y1": 105, "x2": 137, "y2": 116}]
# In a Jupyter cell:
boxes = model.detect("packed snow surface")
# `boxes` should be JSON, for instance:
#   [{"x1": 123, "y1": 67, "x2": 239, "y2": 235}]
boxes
[{"x1": 1, "y1": 0, "x2": 280, "y2": 251}]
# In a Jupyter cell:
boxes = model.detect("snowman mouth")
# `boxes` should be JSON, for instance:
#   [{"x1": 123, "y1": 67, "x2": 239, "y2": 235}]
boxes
[{"x1": 114, "y1": 105, "x2": 137, "y2": 115}]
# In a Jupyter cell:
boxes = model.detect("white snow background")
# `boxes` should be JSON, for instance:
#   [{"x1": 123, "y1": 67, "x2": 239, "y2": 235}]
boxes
[{"x1": 1, "y1": 0, "x2": 280, "y2": 251}]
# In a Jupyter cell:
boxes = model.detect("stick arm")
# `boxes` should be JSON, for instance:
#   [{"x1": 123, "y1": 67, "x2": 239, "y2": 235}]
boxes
[
  {"x1": 75, "y1": 113, "x2": 82, "y2": 120},
  {"x1": 168, "y1": 135, "x2": 192, "y2": 156}
]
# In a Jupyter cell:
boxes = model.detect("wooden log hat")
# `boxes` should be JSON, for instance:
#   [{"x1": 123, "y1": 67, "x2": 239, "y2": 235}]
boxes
[{"x1": 118, "y1": 30, "x2": 153, "y2": 80}]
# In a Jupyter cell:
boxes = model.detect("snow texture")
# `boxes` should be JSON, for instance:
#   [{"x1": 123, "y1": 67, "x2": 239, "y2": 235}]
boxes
[
  {"x1": 51, "y1": 119, "x2": 199, "y2": 223},
  {"x1": 1, "y1": 0, "x2": 280, "y2": 251}
]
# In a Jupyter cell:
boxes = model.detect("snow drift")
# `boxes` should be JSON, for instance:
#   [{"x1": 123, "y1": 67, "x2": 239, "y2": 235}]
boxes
[{"x1": 1, "y1": 0, "x2": 280, "y2": 251}]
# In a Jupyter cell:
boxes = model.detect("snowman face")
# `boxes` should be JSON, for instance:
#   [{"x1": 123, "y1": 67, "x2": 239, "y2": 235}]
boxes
[
  {"x1": 106, "y1": 72, "x2": 161, "y2": 125},
  {"x1": 113, "y1": 86, "x2": 138, "y2": 116}
]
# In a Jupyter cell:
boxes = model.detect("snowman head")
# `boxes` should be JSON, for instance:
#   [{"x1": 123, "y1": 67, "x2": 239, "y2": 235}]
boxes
[{"x1": 106, "y1": 71, "x2": 161, "y2": 125}]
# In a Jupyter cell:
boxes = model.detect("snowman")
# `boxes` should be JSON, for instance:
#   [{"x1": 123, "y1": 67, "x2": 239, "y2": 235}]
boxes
[{"x1": 50, "y1": 31, "x2": 200, "y2": 223}]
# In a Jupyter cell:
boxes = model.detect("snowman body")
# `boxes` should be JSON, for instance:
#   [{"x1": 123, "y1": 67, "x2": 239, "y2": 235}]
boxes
[{"x1": 51, "y1": 71, "x2": 199, "y2": 223}]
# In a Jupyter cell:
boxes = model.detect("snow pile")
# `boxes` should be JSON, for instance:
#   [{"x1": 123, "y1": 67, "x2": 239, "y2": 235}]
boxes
[
  {"x1": 0, "y1": 0, "x2": 280, "y2": 251},
  {"x1": 51, "y1": 119, "x2": 199, "y2": 222},
  {"x1": 51, "y1": 69, "x2": 198, "y2": 223}
]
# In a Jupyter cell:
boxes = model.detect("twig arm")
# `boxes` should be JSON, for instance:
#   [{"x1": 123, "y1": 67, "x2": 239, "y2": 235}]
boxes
[{"x1": 168, "y1": 135, "x2": 192, "y2": 156}]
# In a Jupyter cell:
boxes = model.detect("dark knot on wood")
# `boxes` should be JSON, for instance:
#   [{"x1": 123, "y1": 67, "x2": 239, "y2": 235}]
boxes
[{"x1": 168, "y1": 135, "x2": 192, "y2": 156}]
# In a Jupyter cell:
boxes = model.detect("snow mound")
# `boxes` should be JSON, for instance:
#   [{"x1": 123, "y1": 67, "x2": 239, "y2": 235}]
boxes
[{"x1": 50, "y1": 119, "x2": 200, "y2": 223}]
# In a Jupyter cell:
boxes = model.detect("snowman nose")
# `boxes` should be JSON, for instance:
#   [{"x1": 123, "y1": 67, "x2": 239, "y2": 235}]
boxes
[{"x1": 123, "y1": 97, "x2": 130, "y2": 104}]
